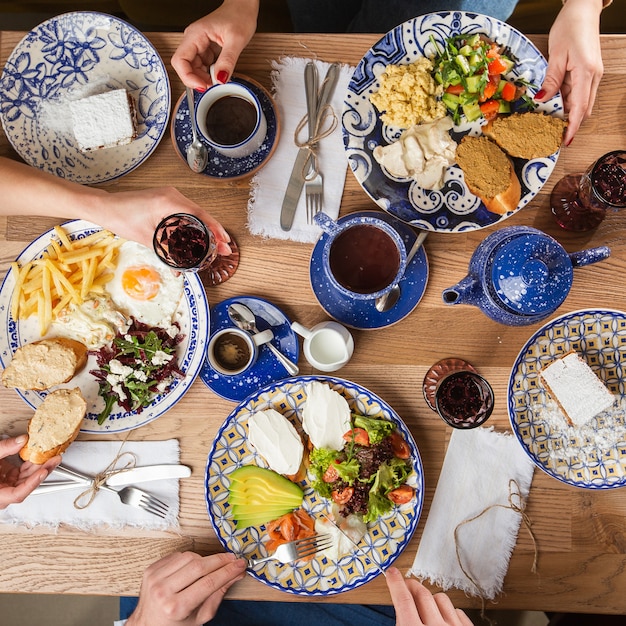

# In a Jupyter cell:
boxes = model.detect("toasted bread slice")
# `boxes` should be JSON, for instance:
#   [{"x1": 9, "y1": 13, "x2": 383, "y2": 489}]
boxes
[
  {"x1": 482, "y1": 112, "x2": 567, "y2": 160},
  {"x1": 455, "y1": 135, "x2": 521, "y2": 215},
  {"x1": 19, "y1": 387, "x2": 87, "y2": 464},
  {"x1": 2, "y1": 337, "x2": 87, "y2": 391}
]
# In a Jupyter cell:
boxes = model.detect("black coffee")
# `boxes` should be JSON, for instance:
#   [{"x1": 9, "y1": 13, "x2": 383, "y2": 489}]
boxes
[
  {"x1": 213, "y1": 331, "x2": 251, "y2": 372},
  {"x1": 329, "y1": 224, "x2": 400, "y2": 294},
  {"x1": 206, "y1": 95, "x2": 257, "y2": 146}
]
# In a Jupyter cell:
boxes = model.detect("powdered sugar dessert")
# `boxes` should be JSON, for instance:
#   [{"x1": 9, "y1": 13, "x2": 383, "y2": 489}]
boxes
[
  {"x1": 70, "y1": 89, "x2": 137, "y2": 152},
  {"x1": 539, "y1": 352, "x2": 614, "y2": 427}
]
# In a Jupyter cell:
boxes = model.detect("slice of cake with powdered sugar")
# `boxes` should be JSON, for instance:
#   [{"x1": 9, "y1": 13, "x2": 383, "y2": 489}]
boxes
[
  {"x1": 70, "y1": 89, "x2": 137, "y2": 152},
  {"x1": 539, "y1": 351, "x2": 614, "y2": 427}
]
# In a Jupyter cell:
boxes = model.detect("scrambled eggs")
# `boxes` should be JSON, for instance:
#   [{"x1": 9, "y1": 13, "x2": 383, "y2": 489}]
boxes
[{"x1": 370, "y1": 58, "x2": 446, "y2": 128}]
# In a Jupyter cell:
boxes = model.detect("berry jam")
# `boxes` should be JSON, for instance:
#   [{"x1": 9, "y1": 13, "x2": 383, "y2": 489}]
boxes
[
  {"x1": 435, "y1": 371, "x2": 494, "y2": 429},
  {"x1": 153, "y1": 213, "x2": 217, "y2": 271},
  {"x1": 551, "y1": 150, "x2": 626, "y2": 232}
]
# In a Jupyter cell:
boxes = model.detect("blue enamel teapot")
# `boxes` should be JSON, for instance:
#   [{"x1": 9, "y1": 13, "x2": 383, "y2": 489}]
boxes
[{"x1": 442, "y1": 226, "x2": 610, "y2": 326}]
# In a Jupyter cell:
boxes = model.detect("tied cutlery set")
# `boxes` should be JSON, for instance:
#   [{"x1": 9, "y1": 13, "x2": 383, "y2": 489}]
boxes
[
  {"x1": 280, "y1": 62, "x2": 340, "y2": 231},
  {"x1": 33, "y1": 463, "x2": 191, "y2": 518}
]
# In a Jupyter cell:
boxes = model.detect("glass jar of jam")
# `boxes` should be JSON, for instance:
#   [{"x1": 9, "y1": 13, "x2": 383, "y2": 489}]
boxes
[{"x1": 550, "y1": 150, "x2": 626, "y2": 231}]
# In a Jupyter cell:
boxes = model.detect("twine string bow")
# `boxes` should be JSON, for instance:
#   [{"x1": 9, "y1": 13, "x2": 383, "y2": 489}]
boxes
[
  {"x1": 453, "y1": 479, "x2": 538, "y2": 615},
  {"x1": 73, "y1": 448, "x2": 138, "y2": 510},
  {"x1": 293, "y1": 74, "x2": 338, "y2": 181}
]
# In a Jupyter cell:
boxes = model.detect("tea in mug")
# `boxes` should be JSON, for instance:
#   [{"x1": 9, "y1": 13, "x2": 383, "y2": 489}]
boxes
[{"x1": 329, "y1": 224, "x2": 400, "y2": 294}]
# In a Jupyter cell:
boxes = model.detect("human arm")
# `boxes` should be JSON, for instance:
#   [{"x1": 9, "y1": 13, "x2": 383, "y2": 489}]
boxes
[
  {"x1": 125, "y1": 551, "x2": 247, "y2": 626},
  {"x1": 0, "y1": 435, "x2": 60, "y2": 509},
  {"x1": 171, "y1": 0, "x2": 260, "y2": 90},
  {"x1": 535, "y1": 0, "x2": 607, "y2": 145},
  {"x1": 386, "y1": 567, "x2": 473, "y2": 626},
  {"x1": 0, "y1": 157, "x2": 231, "y2": 255}
]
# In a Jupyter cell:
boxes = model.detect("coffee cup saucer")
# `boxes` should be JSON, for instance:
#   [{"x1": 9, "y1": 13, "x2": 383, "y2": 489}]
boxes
[
  {"x1": 309, "y1": 211, "x2": 429, "y2": 330},
  {"x1": 170, "y1": 75, "x2": 280, "y2": 180},
  {"x1": 199, "y1": 295, "x2": 299, "y2": 402}
]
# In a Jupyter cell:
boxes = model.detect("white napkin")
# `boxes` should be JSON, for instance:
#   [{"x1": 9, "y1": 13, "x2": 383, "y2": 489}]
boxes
[
  {"x1": 247, "y1": 57, "x2": 354, "y2": 243},
  {"x1": 0, "y1": 440, "x2": 181, "y2": 531},
  {"x1": 409, "y1": 427, "x2": 535, "y2": 600}
]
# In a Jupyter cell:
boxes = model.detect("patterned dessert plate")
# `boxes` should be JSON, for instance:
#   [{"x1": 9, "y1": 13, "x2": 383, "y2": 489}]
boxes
[
  {"x1": 508, "y1": 309, "x2": 626, "y2": 489},
  {"x1": 0, "y1": 11, "x2": 170, "y2": 183}
]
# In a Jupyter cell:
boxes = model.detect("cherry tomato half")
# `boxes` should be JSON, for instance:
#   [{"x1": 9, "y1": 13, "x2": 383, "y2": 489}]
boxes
[
  {"x1": 387, "y1": 485, "x2": 415, "y2": 504},
  {"x1": 331, "y1": 486, "x2": 354, "y2": 505}
]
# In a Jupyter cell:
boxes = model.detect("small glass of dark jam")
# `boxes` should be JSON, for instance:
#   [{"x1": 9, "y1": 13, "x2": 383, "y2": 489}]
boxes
[
  {"x1": 153, "y1": 213, "x2": 217, "y2": 272},
  {"x1": 434, "y1": 370, "x2": 494, "y2": 429},
  {"x1": 550, "y1": 150, "x2": 626, "y2": 232}
]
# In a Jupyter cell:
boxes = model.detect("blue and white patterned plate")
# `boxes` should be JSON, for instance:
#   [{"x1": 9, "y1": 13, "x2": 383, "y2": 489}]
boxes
[
  {"x1": 342, "y1": 11, "x2": 564, "y2": 232},
  {"x1": 310, "y1": 211, "x2": 428, "y2": 329},
  {"x1": 509, "y1": 309, "x2": 626, "y2": 489},
  {"x1": 0, "y1": 11, "x2": 170, "y2": 184},
  {"x1": 170, "y1": 76, "x2": 279, "y2": 179},
  {"x1": 205, "y1": 375, "x2": 424, "y2": 595},
  {"x1": 199, "y1": 296, "x2": 299, "y2": 402},
  {"x1": 0, "y1": 220, "x2": 209, "y2": 434}
]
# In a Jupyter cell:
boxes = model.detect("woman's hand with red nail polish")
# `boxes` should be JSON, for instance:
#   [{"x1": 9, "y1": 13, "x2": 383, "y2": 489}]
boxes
[{"x1": 171, "y1": 0, "x2": 259, "y2": 91}]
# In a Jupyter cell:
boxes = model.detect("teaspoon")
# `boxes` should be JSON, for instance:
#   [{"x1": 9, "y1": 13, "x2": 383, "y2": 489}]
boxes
[
  {"x1": 375, "y1": 231, "x2": 428, "y2": 313},
  {"x1": 186, "y1": 87, "x2": 208, "y2": 173},
  {"x1": 227, "y1": 303, "x2": 300, "y2": 376}
]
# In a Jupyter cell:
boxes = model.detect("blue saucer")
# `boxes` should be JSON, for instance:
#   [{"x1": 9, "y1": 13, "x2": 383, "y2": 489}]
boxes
[
  {"x1": 170, "y1": 76, "x2": 279, "y2": 180},
  {"x1": 199, "y1": 296, "x2": 299, "y2": 402},
  {"x1": 310, "y1": 211, "x2": 429, "y2": 329}
]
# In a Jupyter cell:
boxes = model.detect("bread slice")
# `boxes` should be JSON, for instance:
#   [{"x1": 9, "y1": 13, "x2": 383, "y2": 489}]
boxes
[
  {"x1": 539, "y1": 352, "x2": 614, "y2": 427},
  {"x1": 19, "y1": 387, "x2": 87, "y2": 464},
  {"x1": 482, "y1": 112, "x2": 567, "y2": 160},
  {"x1": 455, "y1": 135, "x2": 521, "y2": 215},
  {"x1": 70, "y1": 89, "x2": 137, "y2": 152},
  {"x1": 2, "y1": 337, "x2": 88, "y2": 391}
]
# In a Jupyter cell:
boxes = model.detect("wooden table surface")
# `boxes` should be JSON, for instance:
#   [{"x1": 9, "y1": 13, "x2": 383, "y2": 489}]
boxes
[{"x1": 1, "y1": 30, "x2": 625, "y2": 614}]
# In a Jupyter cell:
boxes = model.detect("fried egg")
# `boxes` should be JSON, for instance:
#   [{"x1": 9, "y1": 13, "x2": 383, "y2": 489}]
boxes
[{"x1": 105, "y1": 241, "x2": 184, "y2": 327}]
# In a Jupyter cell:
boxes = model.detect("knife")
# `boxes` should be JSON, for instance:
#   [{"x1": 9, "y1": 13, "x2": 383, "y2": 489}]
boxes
[
  {"x1": 321, "y1": 513, "x2": 387, "y2": 577},
  {"x1": 32, "y1": 464, "x2": 192, "y2": 495},
  {"x1": 280, "y1": 62, "x2": 340, "y2": 231}
]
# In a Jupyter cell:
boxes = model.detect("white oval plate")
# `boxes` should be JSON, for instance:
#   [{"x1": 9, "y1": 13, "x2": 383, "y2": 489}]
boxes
[{"x1": 0, "y1": 220, "x2": 209, "y2": 434}]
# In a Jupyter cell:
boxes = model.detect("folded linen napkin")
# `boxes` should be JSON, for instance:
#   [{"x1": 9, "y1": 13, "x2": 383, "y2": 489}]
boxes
[
  {"x1": 247, "y1": 57, "x2": 354, "y2": 243},
  {"x1": 0, "y1": 440, "x2": 181, "y2": 531},
  {"x1": 409, "y1": 427, "x2": 535, "y2": 600}
]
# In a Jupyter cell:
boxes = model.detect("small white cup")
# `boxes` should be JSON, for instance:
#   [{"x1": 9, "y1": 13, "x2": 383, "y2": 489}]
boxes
[
  {"x1": 291, "y1": 321, "x2": 354, "y2": 372},
  {"x1": 207, "y1": 327, "x2": 273, "y2": 376},
  {"x1": 195, "y1": 81, "x2": 267, "y2": 158}
]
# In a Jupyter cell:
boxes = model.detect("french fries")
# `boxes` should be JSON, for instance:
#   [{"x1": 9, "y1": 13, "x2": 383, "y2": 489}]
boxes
[{"x1": 10, "y1": 226, "x2": 122, "y2": 336}]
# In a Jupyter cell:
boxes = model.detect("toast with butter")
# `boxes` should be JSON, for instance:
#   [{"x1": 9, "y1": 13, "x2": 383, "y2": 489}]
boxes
[
  {"x1": 2, "y1": 337, "x2": 87, "y2": 391},
  {"x1": 19, "y1": 387, "x2": 87, "y2": 464}
]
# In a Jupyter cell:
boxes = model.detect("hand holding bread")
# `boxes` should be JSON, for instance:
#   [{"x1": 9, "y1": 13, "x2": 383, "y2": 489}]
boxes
[{"x1": 0, "y1": 435, "x2": 61, "y2": 509}]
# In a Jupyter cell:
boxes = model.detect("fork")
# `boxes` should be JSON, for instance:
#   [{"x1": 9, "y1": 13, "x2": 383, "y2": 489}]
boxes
[
  {"x1": 248, "y1": 534, "x2": 334, "y2": 567},
  {"x1": 306, "y1": 171, "x2": 324, "y2": 224},
  {"x1": 53, "y1": 464, "x2": 169, "y2": 518}
]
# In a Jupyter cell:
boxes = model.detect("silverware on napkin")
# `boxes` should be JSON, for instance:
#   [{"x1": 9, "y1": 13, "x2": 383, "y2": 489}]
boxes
[
  {"x1": 32, "y1": 463, "x2": 191, "y2": 495},
  {"x1": 280, "y1": 62, "x2": 340, "y2": 231}
]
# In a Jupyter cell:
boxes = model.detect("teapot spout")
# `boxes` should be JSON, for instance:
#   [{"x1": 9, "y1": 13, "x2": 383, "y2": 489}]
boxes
[
  {"x1": 569, "y1": 245, "x2": 611, "y2": 268},
  {"x1": 442, "y1": 275, "x2": 479, "y2": 306}
]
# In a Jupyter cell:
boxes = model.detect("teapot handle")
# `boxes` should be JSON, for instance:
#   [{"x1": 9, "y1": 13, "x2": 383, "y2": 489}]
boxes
[{"x1": 569, "y1": 245, "x2": 611, "y2": 268}]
